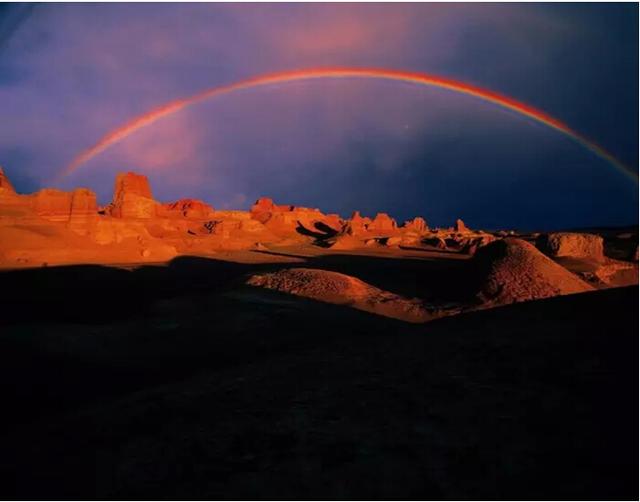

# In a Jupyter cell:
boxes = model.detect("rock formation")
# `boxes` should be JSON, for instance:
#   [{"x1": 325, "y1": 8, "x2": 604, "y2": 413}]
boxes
[
  {"x1": 473, "y1": 238, "x2": 594, "y2": 306},
  {"x1": 0, "y1": 167, "x2": 636, "y2": 301},
  {"x1": 537, "y1": 232, "x2": 604, "y2": 262},
  {"x1": 587, "y1": 260, "x2": 637, "y2": 286},
  {"x1": 367, "y1": 213, "x2": 398, "y2": 234},
  {"x1": 0, "y1": 169, "x2": 98, "y2": 231},
  {"x1": 0, "y1": 167, "x2": 16, "y2": 196},
  {"x1": 326, "y1": 234, "x2": 363, "y2": 250},
  {"x1": 323, "y1": 214, "x2": 344, "y2": 233},
  {"x1": 239, "y1": 218, "x2": 269, "y2": 233},
  {"x1": 403, "y1": 217, "x2": 428, "y2": 234},
  {"x1": 158, "y1": 199, "x2": 214, "y2": 219},
  {"x1": 385, "y1": 236, "x2": 403, "y2": 247},
  {"x1": 459, "y1": 234, "x2": 496, "y2": 255},
  {"x1": 454, "y1": 218, "x2": 469, "y2": 233},
  {"x1": 343, "y1": 211, "x2": 372, "y2": 236},
  {"x1": 249, "y1": 196, "x2": 337, "y2": 239},
  {"x1": 67, "y1": 188, "x2": 98, "y2": 235},
  {"x1": 250, "y1": 197, "x2": 277, "y2": 224},
  {"x1": 249, "y1": 197, "x2": 301, "y2": 222},
  {"x1": 108, "y1": 172, "x2": 157, "y2": 219},
  {"x1": 423, "y1": 237, "x2": 447, "y2": 250},
  {"x1": 32, "y1": 189, "x2": 74, "y2": 222}
]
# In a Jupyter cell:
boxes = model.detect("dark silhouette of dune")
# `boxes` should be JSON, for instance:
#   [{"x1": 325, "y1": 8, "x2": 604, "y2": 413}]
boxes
[{"x1": 0, "y1": 252, "x2": 636, "y2": 499}]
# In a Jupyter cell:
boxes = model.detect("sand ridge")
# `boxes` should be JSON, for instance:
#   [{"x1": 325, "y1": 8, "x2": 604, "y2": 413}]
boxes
[{"x1": 246, "y1": 267, "x2": 435, "y2": 323}]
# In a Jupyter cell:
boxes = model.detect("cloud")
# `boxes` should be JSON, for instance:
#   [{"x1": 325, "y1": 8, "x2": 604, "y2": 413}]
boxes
[
  {"x1": 118, "y1": 113, "x2": 203, "y2": 172},
  {"x1": 0, "y1": 3, "x2": 635, "y2": 227}
]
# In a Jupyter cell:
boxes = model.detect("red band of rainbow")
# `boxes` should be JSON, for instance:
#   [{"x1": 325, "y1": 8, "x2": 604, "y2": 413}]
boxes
[{"x1": 61, "y1": 67, "x2": 636, "y2": 181}]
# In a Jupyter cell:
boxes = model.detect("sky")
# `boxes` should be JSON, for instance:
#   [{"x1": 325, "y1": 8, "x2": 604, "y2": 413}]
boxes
[{"x1": 0, "y1": 2, "x2": 637, "y2": 230}]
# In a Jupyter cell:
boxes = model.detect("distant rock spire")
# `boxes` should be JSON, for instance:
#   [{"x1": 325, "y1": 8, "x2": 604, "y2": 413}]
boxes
[
  {"x1": 454, "y1": 218, "x2": 469, "y2": 233},
  {"x1": 0, "y1": 166, "x2": 17, "y2": 195}
]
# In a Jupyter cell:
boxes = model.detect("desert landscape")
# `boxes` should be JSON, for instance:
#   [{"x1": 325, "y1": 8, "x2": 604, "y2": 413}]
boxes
[
  {"x1": 0, "y1": 167, "x2": 637, "y2": 498},
  {"x1": 1, "y1": 167, "x2": 637, "y2": 304},
  {"x1": 1, "y1": 2, "x2": 638, "y2": 500}
]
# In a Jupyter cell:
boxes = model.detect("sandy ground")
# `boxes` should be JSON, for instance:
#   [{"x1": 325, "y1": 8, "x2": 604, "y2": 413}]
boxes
[{"x1": 0, "y1": 245, "x2": 637, "y2": 499}]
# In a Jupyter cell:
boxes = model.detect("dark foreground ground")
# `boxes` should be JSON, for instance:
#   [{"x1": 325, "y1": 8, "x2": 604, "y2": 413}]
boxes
[{"x1": 0, "y1": 254, "x2": 637, "y2": 500}]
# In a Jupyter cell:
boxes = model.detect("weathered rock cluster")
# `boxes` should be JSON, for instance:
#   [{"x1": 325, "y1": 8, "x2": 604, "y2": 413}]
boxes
[
  {"x1": 0, "y1": 168, "x2": 465, "y2": 265},
  {"x1": 0, "y1": 168, "x2": 637, "y2": 280},
  {"x1": 0, "y1": 171, "x2": 100, "y2": 229}
]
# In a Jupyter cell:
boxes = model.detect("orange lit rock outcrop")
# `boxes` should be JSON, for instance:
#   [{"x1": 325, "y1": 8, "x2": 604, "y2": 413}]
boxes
[
  {"x1": 108, "y1": 172, "x2": 157, "y2": 219},
  {"x1": 29, "y1": 187, "x2": 98, "y2": 231},
  {"x1": 68, "y1": 188, "x2": 98, "y2": 235},
  {"x1": 32, "y1": 189, "x2": 74, "y2": 222},
  {"x1": 0, "y1": 166, "x2": 637, "y2": 303},
  {"x1": 326, "y1": 233, "x2": 363, "y2": 250},
  {"x1": 537, "y1": 232, "x2": 605, "y2": 262},
  {"x1": 249, "y1": 196, "x2": 338, "y2": 238},
  {"x1": 157, "y1": 199, "x2": 214, "y2": 219},
  {"x1": 250, "y1": 197, "x2": 277, "y2": 223},
  {"x1": 403, "y1": 217, "x2": 428, "y2": 234},
  {"x1": 454, "y1": 218, "x2": 469, "y2": 233},
  {"x1": 367, "y1": 213, "x2": 398, "y2": 234},
  {"x1": 343, "y1": 211, "x2": 372, "y2": 236},
  {"x1": 0, "y1": 167, "x2": 16, "y2": 196}
]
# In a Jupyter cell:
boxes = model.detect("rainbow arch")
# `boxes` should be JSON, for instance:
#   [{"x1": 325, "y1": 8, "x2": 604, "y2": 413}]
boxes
[{"x1": 61, "y1": 67, "x2": 637, "y2": 181}]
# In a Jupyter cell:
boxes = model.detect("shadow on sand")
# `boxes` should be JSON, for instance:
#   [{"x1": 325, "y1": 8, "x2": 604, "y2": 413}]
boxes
[
  {"x1": 0, "y1": 254, "x2": 637, "y2": 499},
  {"x1": 0, "y1": 251, "x2": 474, "y2": 326}
]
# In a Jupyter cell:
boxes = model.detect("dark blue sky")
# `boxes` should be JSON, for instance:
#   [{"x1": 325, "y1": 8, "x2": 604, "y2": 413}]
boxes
[{"x1": 0, "y1": 3, "x2": 637, "y2": 230}]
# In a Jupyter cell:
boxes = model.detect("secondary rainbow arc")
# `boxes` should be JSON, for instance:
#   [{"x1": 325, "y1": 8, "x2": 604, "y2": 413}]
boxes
[{"x1": 61, "y1": 67, "x2": 637, "y2": 181}]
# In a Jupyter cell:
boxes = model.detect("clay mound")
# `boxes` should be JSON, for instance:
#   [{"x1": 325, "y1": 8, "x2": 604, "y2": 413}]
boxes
[
  {"x1": 246, "y1": 267, "x2": 432, "y2": 323},
  {"x1": 553, "y1": 254, "x2": 638, "y2": 288},
  {"x1": 325, "y1": 234, "x2": 363, "y2": 250},
  {"x1": 588, "y1": 260, "x2": 637, "y2": 286},
  {"x1": 537, "y1": 232, "x2": 604, "y2": 262},
  {"x1": 473, "y1": 238, "x2": 595, "y2": 306}
]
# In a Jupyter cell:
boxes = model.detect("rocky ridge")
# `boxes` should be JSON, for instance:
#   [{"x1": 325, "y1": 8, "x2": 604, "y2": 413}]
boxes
[{"x1": 0, "y1": 168, "x2": 636, "y2": 308}]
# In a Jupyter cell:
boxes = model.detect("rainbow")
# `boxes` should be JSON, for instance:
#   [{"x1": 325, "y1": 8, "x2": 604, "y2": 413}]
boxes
[{"x1": 61, "y1": 67, "x2": 636, "y2": 180}]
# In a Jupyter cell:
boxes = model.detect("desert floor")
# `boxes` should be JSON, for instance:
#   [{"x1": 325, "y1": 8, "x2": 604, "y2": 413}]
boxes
[{"x1": 0, "y1": 245, "x2": 637, "y2": 499}]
